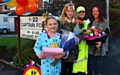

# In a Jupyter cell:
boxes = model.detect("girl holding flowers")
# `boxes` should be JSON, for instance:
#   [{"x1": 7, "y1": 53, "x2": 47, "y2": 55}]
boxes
[{"x1": 59, "y1": 3, "x2": 78, "y2": 75}]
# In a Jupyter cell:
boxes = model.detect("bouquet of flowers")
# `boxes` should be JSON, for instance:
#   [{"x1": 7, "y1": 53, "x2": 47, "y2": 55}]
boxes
[
  {"x1": 82, "y1": 26, "x2": 107, "y2": 45},
  {"x1": 52, "y1": 32, "x2": 79, "y2": 66},
  {"x1": 60, "y1": 32, "x2": 79, "y2": 51}
]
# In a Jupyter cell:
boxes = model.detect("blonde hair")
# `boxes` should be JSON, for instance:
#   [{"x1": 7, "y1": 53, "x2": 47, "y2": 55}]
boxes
[{"x1": 60, "y1": 3, "x2": 77, "y2": 23}]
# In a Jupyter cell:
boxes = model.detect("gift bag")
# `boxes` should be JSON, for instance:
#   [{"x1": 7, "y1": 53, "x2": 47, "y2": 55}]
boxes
[{"x1": 74, "y1": 24, "x2": 83, "y2": 36}]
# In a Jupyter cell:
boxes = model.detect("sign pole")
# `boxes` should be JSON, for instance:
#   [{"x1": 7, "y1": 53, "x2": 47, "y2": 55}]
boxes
[
  {"x1": 18, "y1": 15, "x2": 21, "y2": 60},
  {"x1": 106, "y1": 0, "x2": 109, "y2": 25}
]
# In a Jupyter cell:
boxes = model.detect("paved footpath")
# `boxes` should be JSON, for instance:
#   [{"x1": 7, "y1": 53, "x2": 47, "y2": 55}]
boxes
[
  {"x1": 0, "y1": 60, "x2": 23, "y2": 75},
  {"x1": 101, "y1": 33, "x2": 120, "y2": 75},
  {"x1": 0, "y1": 33, "x2": 120, "y2": 75}
]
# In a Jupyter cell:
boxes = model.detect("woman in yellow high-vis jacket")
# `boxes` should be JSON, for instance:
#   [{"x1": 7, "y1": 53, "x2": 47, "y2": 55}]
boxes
[{"x1": 72, "y1": 6, "x2": 89, "y2": 75}]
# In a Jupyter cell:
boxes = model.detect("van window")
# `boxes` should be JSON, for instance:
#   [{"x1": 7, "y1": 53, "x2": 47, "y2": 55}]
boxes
[{"x1": 3, "y1": 17, "x2": 8, "y2": 22}]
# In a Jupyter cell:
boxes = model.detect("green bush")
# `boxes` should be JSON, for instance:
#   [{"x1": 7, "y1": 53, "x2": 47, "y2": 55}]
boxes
[
  {"x1": 0, "y1": 45, "x2": 7, "y2": 51},
  {"x1": 110, "y1": 0, "x2": 120, "y2": 33},
  {"x1": 13, "y1": 40, "x2": 40, "y2": 68},
  {"x1": 0, "y1": 45, "x2": 17, "y2": 62},
  {"x1": 7, "y1": 45, "x2": 17, "y2": 61},
  {"x1": 110, "y1": 0, "x2": 120, "y2": 9},
  {"x1": 0, "y1": 45, "x2": 7, "y2": 60},
  {"x1": 109, "y1": 8, "x2": 120, "y2": 37}
]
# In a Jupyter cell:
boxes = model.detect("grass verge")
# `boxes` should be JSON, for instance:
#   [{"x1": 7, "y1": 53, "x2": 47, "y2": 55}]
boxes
[{"x1": 0, "y1": 37, "x2": 33, "y2": 48}]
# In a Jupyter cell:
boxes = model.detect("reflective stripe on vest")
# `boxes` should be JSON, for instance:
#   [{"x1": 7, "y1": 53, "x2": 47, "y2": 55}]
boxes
[
  {"x1": 75, "y1": 57, "x2": 88, "y2": 63},
  {"x1": 72, "y1": 41, "x2": 88, "y2": 74}
]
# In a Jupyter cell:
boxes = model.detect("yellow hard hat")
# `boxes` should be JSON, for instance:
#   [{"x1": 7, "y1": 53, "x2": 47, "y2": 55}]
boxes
[{"x1": 76, "y1": 6, "x2": 85, "y2": 13}]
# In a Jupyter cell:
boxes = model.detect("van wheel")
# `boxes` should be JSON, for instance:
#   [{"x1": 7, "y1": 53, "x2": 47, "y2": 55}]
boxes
[{"x1": 2, "y1": 29, "x2": 8, "y2": 34}]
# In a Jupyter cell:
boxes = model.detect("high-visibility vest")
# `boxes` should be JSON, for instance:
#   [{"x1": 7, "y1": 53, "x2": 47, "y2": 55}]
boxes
[{"x1": 72, "y1": 40, "x2": 88, "y2": 74}]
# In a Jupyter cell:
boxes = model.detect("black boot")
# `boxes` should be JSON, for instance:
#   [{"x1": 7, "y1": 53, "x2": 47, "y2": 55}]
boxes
[
  {"x1": 78, "y1": 72, "x2": 86, "y2": 75},
  {"x1": 87, "y1": 71, "x2": 94, "y2": 75}
]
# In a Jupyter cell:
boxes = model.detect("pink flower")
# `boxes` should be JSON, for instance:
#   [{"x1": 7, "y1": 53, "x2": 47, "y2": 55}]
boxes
[
  {"x1": 96, "y1": 27, "x2": 102, "y2": 33},
  {"x1": 94, "y1": 31, "x2": 99, "y2": 36}
]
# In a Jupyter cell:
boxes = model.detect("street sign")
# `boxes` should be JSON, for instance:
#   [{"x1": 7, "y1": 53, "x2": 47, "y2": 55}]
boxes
[{"x1": 20, "y1": 16, "x2": 44, "y2": 40}]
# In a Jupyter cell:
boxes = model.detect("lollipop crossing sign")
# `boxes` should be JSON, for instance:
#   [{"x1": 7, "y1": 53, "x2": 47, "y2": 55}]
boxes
[{"x1": 23, "y1": 65, "x2": 41, "y2": 75}]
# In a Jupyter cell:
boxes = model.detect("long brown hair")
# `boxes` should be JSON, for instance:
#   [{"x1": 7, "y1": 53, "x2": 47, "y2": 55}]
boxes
[{"x1": 89, "y1": 6, "x2": 106, "y2": 27}]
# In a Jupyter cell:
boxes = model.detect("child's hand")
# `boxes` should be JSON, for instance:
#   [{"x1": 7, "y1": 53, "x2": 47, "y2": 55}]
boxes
[
  {"x1": 38, "y1": 52, "x2": 46, "y2": 59},
  {"x1": 54, "y1": 54, "x2": 63, "y2": 59},
  {"x1": 62, "y1": 52, "x2": 67, "y2": 57}
]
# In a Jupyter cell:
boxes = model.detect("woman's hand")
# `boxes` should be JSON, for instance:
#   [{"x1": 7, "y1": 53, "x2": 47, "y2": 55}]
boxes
[
  {"x1": 95, "y1": 41, "x2": 102, "y2": 48},
  {"x1": 38, "y1": 52, "x2": 46, "y2": 59}
]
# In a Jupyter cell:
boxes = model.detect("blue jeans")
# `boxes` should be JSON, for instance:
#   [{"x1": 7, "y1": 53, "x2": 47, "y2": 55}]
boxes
[{"x1": 88, "y1": 54, "x2": 103, "y2": 74}]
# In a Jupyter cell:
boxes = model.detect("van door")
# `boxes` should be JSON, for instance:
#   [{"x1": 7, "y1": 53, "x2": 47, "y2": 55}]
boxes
[{"x1": 9, "y1": 18, "x2": 15, "y2": 32}]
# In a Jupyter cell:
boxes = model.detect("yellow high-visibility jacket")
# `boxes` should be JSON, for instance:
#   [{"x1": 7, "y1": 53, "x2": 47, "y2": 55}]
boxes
[{"x1": 73, "y1": 40, "x2": 88, "y2": 74}]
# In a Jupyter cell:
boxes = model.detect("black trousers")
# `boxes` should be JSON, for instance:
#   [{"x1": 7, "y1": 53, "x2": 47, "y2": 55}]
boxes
[{"x1": 60, "y1": 62, "x2": 74, "y2": 75}]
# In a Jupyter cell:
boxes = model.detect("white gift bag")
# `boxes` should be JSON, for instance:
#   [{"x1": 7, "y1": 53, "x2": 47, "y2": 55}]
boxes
[{"x1": 74, "y1": 24, "x2": 83, "y2": 36}]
